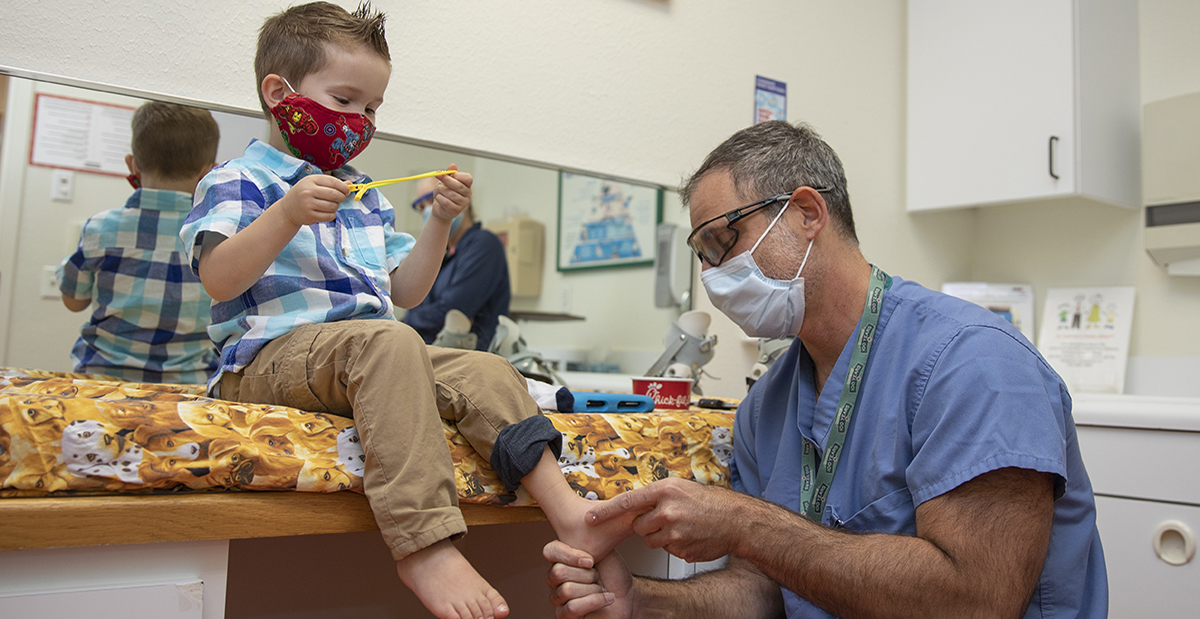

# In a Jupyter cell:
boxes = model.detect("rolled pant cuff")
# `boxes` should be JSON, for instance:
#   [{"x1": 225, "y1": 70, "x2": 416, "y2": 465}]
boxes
[
  {"x1": 490, "y1": 414, "x2": 563, "y2": 491},
  {"x1": 384, "y1": 515, "x2": 468, "y2": 562}
]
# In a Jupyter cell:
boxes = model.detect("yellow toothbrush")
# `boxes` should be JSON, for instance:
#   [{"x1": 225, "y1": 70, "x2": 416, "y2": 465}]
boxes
[{"x1": 346, "y1": 169, "x2": 458, "y2": 201}]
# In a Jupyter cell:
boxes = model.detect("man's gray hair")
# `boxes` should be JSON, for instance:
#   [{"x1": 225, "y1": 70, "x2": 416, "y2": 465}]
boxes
[{"x1": 680, "y1": 121, "x2": 858, "y2": 244}]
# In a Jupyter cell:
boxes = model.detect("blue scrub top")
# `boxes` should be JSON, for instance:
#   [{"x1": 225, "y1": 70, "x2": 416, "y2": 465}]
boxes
[{"x1": 731, "y1": 276, "x2": 1107, "y2": 618}]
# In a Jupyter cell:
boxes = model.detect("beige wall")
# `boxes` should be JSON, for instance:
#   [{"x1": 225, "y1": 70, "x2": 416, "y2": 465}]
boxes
[
  {"x1": 0, "y1": 0, "x2": 1192, "y2": 391},
  {"x1": 0, "y1": 0, "x2": 975, "y2": 398},
  {"x1": 970, "y1": 0, "x2": 1200, "y2": 360}
]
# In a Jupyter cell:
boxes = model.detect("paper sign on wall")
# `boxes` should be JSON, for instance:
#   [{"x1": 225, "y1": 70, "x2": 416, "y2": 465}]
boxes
[
  {"x1": 942, "y1": 282, "x2": 1035, "y2": 343},
  {"x1": 30, "y1": 94, "x2": 134, "y2": 177},
  {"x1": 754, "y1": 76, "x2": 786, "y2": 124},
  {"x1": 1038, "y1": 287, "x2": 1136, "y2": 394}
]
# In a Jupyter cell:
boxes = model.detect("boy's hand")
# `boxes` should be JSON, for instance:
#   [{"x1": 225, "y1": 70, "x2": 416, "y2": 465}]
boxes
[
  {"x1": 278, "y1": 174, "x2": 349, "y2": 226},
  {"x1": 427, "y1": 164, "x2": 473, "y2": 222}
]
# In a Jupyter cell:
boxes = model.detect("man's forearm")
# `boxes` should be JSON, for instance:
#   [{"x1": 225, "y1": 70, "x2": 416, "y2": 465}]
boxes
[
  {"x1": 734, "y1": 468, "x2": 1052, "y2": 619},
  {"x1": 738, "y1": 506, "x2": 965, "y2": 619},
  {"x1": 631, "y1": 557, "x2": 783, "y2": 619}
]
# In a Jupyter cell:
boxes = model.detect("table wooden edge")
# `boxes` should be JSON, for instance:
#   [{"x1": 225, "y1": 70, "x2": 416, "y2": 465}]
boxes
[{"x1": 0, "y1": 492, "x2": 546, "y2": 551}]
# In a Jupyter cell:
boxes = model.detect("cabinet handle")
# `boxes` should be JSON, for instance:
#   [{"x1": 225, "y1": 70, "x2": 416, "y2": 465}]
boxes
[
  {"x1": 1153, "y1": 520, "x2": 1196, "y2": 566},
  {"x1": 1049, "y1": 136, "x2": 1060, "y2": 180}
]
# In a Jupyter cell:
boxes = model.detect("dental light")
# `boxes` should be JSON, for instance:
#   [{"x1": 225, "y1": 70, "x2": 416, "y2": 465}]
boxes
[{"x1": 644, "y1": 310, "x2": 718, "y2": 394}]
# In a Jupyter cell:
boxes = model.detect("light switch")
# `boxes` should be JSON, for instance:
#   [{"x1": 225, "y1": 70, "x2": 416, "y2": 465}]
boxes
[
  {"x1": 66, "y1": 220, "x2": 84, "y2": 254},
  {"x1": 51, "y1": 169, "x2": 74, "y2": 202},
  {"x1": 41, "y1": 265, "x2": 60, "y2": 299}
]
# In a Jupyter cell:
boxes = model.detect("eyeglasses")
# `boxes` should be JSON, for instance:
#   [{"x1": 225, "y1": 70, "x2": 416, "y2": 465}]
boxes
[{"x1": 686, "y1": 187, "x2": 829, "y2": 267}]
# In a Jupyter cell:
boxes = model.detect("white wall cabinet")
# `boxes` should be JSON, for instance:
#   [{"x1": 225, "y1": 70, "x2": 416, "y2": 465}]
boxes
[{"x1": 907, "y1": 0, "x2": 1140, "y2": 212}]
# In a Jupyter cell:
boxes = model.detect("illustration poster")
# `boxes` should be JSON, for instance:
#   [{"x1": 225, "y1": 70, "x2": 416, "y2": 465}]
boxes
[
  {"x1": 1037, "y1": 287, "x2": 1136, "y2": 394},
  {"x1": 754, "y1": 75, "x2": 787, "y2": 124},
  {"x1": 557, "y1": 172, "x2": 661, "y2": 271}
]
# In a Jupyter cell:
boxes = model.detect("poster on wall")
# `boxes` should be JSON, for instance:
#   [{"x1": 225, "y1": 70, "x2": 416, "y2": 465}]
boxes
[
  {"x1": 754, "y1": 75, "x2": 787, "y2": 124},
  {"x1": 942, "y1": 282, "x2": 1036, "y2": 342},
  {"x1": 29, "y1": 94, "x2": 135, "y2": 177},
  {"x1": 1037, "y1": 286, "x2": 1136, "y2": 394},
  {"x1": 557, "y1": 171, "x2": 662, "y2": 272}
]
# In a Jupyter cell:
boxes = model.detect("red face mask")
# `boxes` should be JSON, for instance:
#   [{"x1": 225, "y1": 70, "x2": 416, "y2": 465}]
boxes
[{"x1": 270, "y1": 84, "x2": 375, "y2": 171}]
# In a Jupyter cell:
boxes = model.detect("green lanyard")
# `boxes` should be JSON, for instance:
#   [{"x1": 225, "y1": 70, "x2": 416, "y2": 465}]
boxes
[{"x1": 799, "y1": 265, "x2": 890, "y2": 522}]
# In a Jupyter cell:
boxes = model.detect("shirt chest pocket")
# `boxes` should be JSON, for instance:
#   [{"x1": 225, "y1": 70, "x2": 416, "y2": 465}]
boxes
[
  {"x1": 830, "y1": 487, "x2": 917, "y2": 535},
  {"x1": 337, "y1": 209, "x2": 386, "y2": 271}
]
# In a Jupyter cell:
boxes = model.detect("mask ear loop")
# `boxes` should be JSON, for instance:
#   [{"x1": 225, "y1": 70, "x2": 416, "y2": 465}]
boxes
[
  {"x1": 795, "y1": 238, "x2": 814, "y2": 278},
  {"x1": 750, "y1": 199, "x2": 790, "y2": 255},
  {"x1": 747, "y1": 199, "x2": 814, "y2": 279},
  {"x1": 280, "y1": 76, "x2": 297, "y2": 95}
]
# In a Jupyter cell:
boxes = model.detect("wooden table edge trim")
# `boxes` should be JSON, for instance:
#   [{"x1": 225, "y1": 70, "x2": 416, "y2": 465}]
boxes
[{"x1": 0, "y1": 492, "x2": 546, "y2": 551}]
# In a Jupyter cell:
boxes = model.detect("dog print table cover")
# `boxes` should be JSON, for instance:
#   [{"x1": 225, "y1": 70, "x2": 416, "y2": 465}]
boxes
[{"x1": 0, "y1": 368, "x2": 735, "y2": 505}]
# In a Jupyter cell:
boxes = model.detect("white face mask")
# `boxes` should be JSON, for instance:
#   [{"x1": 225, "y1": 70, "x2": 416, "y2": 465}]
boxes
[{"x1": 700, "y1": 200, "x2": 814, "y2": 339}]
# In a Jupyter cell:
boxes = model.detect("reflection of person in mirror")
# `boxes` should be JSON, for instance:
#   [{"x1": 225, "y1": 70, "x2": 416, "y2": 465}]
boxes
[
  {"x1": 402, "y1": 176, "x2": 510, "y2": 350},
  {"x1": 56, "y1": 102, "x2": 219, "y2": 384},
  {"x1": 179, "y1": 4, "x2": 630, "y2": 618},
  {"x1": 545, "y1": 121, "x2": 1106, "y2": 619}
]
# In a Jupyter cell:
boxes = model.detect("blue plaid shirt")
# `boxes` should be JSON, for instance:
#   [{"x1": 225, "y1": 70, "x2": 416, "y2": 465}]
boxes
[
  {"x1": 180, "y1": 139, "x2": 415, "y2": 394},
  {"x1": 57, "y1": 188, "x2": 218, "y2": 384}
]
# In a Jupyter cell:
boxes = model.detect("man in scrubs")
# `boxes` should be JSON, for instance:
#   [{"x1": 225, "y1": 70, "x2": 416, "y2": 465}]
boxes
[
  {"x1": 544, "y1": 121, "x2": 1106, "y2": 618},
  {"x1": 402, "y1": 177, "x2": 511, "y2": 350}
]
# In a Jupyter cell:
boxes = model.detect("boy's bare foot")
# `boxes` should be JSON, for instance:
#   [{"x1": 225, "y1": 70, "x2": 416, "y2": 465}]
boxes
[{"x1": 395, "y1": 539, "x2": 509, "y2": 619}]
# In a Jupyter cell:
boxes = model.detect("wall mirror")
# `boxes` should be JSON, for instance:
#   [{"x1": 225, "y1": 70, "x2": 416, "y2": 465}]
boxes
[{"x1": 0, "y1": 72, "x2": 690, "y2": 379}]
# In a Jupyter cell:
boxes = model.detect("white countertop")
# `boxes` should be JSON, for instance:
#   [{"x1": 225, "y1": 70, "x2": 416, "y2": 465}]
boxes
[{"x1": 1071, "y1": 393, "x2": 1200, "y2": 432}]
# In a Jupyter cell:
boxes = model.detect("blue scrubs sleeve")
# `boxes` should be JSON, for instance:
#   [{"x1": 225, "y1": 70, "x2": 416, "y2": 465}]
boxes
[{"x1": 906, "y1": 325, "x2": 1070, "y2": 507}]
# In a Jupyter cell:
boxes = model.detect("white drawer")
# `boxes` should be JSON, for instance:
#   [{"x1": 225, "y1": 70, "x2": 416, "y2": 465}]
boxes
[
  {"x1": 1095, "y1": 496, "x2": 1199, "y2": 618},
  {"x1": 1076, "y1": 425, "x2": 1200, "y2": 505}
]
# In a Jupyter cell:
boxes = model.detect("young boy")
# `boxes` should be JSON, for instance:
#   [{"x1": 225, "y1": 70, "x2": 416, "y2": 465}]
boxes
[
  {"x1": 180, "y1": 4, "x2": 629, "y2": 618},
  {"x1": 58, "y1": 102, "x2": 220, "y2": 384}
]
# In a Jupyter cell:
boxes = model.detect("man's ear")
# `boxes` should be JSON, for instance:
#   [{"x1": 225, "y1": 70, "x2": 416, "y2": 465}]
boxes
[
  {"x1": 261, "y1": 74, "x2": 291, "y2": 109},
  {"x1": 788, "y1": 186, "x2": 829, "y2": 240},
  {"x1": 124, "y1": 153, "x2": 138, "y2": 177}
]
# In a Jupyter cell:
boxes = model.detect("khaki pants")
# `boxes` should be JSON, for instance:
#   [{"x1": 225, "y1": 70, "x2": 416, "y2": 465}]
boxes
[{"x1": 220, "y1": 319, "x2": 541, "y2": 560}]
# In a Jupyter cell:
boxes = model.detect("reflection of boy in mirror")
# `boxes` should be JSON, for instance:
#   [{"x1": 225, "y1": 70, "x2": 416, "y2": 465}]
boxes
[
  {"x1": 56, "y1": 102, "x2": 219, "y2": 384},
  {"x1": 403, "y1": 176, "x2": 511, "y2": 350},
  {"x1": 179, "y1": 4, "x2": 630, "y2": 618}
]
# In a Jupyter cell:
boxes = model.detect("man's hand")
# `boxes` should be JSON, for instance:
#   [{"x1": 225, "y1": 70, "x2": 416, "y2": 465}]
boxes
[
  {"x1": 587, "y1": 477, "x2": 748, "y2": 564},
  {"x1": 277, "y1": 174, "x2": 348, "y2": 226},
  {"x1": 544, "y1": 540, "x2": 633, "y2": 619},
  {"x1": 426, "y1": 164, "x2": 473, "y2": 222}
]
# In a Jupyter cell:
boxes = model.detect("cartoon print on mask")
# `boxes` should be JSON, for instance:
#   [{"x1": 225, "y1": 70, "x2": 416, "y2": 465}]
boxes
[
  {"x1": 269, "y1": 88, "x2": 375, "y2": 171},
  {"x1": 329, "y1": 116, "x2": 374, "y2": 169}
]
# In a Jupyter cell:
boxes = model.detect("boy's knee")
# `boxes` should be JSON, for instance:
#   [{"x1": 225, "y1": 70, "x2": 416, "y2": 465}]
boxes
[{"x1": 360, "y1": 320, "x2": 424, "y2": 349}]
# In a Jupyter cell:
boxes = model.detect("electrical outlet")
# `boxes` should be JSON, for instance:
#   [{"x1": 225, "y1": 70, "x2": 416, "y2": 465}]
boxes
[
  {"x1": 51, "y1": 169, "x2": 74, "y2": 202},
  {"x1": 40, "y1": 265, "x2": 60, "y2": 299}
]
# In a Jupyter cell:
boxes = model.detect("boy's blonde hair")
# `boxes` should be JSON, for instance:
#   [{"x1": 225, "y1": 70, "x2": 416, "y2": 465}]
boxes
[
  {"x1": 131, "y1": 102, "x2": 220, "y2": 180},
  {"x1": 254, "y1": 1, "x2": 391, "y2": 114}
]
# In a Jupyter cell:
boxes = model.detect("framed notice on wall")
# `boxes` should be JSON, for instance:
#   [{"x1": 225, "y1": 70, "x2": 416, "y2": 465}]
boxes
[
  {"x1": 29, "y1": 94, "x2": 135, "y2": 177},
  {"x1": 1037, "y1": 286, "x2": 1136, "y2": 394},
  {"x1": 557, "y1": 171, "x2": 662, "y2": 272}
]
